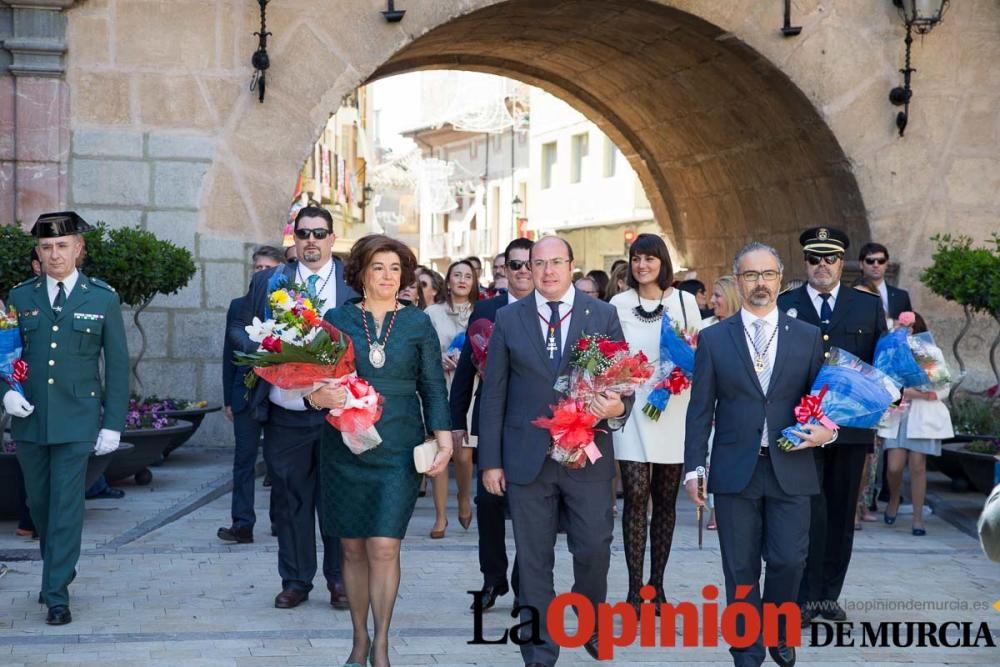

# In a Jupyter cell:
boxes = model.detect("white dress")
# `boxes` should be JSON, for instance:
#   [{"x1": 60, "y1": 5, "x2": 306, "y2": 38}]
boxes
[
  {"x1": 423, "y1": 302, "x2": 472, "y2": 390},
  {"x1": 610, "y1": 288, "x2": 702, "y2": 464}
]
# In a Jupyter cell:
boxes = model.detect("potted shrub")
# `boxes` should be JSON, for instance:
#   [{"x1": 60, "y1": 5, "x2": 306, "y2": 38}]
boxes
[
  {"x1": 942, "y1": 395, "x2": 1000, "y2": 493},
  {"x1": 104, "y1": 397, "x2": 195, "y2": 485},
  {"x1": 0, "y1": 224, "x2": 35, "y2": 302}
]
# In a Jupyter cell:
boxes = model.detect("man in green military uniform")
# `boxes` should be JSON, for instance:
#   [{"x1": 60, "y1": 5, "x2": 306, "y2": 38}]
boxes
[{"x1": 2, "y1": 211, "x2": 129, "y2": 625}]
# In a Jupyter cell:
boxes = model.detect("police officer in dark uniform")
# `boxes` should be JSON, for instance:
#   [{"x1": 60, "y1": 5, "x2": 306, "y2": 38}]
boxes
[
  {"x1": 2, "y1": 212, "x2": 129, "y2": 625},
  {"x1": 777, "y1": 227, "x2": 887, "y2": 625}
]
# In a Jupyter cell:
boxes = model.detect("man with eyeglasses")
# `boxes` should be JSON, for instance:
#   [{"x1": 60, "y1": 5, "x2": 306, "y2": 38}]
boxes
[
  {"x1": 229, "y1": 206, "x2": 356, "y2": 611},
  {"x1": 858, "y1": 242, "x2": 911, "y2": 321},
  {"x1": 777, "y1": 227, "x2": 887, "y2": 628},
  {"x1": 479, "y1": 235, "x2": 632, "y2": 666},
  {"x1": 450, "y1": 238, "x2": 533, "y2": 614}
]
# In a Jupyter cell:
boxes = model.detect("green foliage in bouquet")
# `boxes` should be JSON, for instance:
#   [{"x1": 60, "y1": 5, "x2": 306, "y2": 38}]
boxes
[{"x1": 0, "y1": 225, "x2": 37, "y2": 302}]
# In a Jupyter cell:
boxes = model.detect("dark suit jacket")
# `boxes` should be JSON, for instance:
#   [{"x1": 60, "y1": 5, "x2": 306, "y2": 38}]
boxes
[
  {"x1": 223, "y1": 296, "x2": 252, "y2": 415},
  {"x1": 227, "y1": 259, "x2": 356, "y2": 422},
  {"x1": 478, "y1": 291, "x2": 633, "y2": 486},
  {"x1": 684, "y1": 312, "x2": 824, "y2": 496},
  {"x1": 886, "y1": 284, "x2": 912, "y2": 320},
  {"x1": 449, "y1": 294, "x2": 508, "y2": 435},
  {"x1": 777, "y1": 284, "x2": 888, "y2": 445}
]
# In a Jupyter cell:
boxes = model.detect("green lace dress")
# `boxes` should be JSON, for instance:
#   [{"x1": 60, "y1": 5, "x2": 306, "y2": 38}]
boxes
[{"x1": 320, "y1": 300, "x2": 450, "y2": 538}]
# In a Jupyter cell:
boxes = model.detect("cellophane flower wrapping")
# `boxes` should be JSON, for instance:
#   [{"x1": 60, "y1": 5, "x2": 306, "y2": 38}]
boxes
[
  {"x1": 642, "y1": 314, "x2": 697, "y2": 421},
  {"x1": 0, "y1": 308, "x2": 27, "y2": 396},
  {"x1": 779, "y1": 347, "x2": 901, "y2": 451},
  {"x1": 908, "y1": 331, "x2": 952, "y2": 391},
  {"x1": 874, "y1": 327, "x2": 929, "y2": 389},
  {"x1": 237, "y1": 284, "x2": 385, "y2": 455},
  {"x1": 448, "y1": 331, "x2": 466, "y2": 356},
  {"x1": 468, "y1": 319, "x2": 493, "y2": 377},
  {"x1": 538, "y1": 334, "x2": 653, "y2": 468}
]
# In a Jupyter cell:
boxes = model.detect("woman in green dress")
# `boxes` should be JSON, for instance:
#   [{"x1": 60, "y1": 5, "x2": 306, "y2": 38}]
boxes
[{"x1": 308, "y1": 235, "x2": 453, "y2": 667}]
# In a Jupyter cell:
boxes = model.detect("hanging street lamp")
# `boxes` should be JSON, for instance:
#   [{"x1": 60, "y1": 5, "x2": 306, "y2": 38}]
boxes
[{"x1": 888, "y1": 0, "x2": 950, "y2": 136}]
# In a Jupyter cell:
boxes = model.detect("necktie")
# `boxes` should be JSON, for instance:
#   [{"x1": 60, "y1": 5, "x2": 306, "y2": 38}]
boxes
[
  {"x1": 547, "y1": 301, "x2": 563, "y2": 371},
  {"x1": 819, "y1": 293, "x2": 833, "y2": 328},
  {"x1": 53, "y1": 281, "x2": 66, "y2": 313},
  {"x1": 752, "y1": 319, "x2": 772, "y2": 447},
  {"x1": 306, "y1": 273, "x2": 320, "y2": 299}
]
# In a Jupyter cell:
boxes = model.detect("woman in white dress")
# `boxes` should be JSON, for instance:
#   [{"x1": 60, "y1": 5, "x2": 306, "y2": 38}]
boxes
[
  {"x1": 610, "y1": 234, "x2": 700, "y2": 610},
  {"x1": 423, "y1": 260, "x2": 477, "y2": 538}
]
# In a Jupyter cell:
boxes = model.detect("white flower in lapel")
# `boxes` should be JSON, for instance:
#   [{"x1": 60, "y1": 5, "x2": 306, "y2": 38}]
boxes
[{"x1": 786, "y1": 307, "x2": 798, "y2": 319}]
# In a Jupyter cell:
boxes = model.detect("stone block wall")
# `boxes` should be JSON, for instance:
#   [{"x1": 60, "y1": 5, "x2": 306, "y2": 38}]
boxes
[{"x1": 69, "y1": 130, "x2": 265, "y2": 446}]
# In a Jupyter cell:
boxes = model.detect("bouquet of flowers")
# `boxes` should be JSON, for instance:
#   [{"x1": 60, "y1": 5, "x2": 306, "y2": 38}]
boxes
[
  {"x1": 467, "y1": 319, "x2": 493, "y2": 377},
  {"x1": 873, "y1": 312, "x2": 952, "y2": 391},
  {"x1": 642, "y1": 314, "x2": 697, "y2": 421},
  {"x1": 779, "y1": 347, "x2": 901, "y2": 451},
  {"x1": 535, "y1": 334, "x2": 653, "y2": 469},
  {"x1": 0, "y1": 307, "x2": 28, "y2": 396},
  {"x1": 236, "y1": 280, "x2": 384, "y2": 455},
  {"x1": 907, "y1": 331, "x2": 951, "y2": 390}
]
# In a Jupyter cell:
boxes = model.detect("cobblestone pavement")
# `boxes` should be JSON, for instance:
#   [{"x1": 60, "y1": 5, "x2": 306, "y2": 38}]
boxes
[{"x1": 1, "y1": 447, "x2": 998, "y2": 666}]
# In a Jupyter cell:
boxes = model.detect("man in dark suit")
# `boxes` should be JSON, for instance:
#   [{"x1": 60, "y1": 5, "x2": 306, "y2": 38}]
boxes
[
  {"x1": 229, "y1": 207, "x2": 356, "y2": 610},
  {"x1": 218, "y1": 245, "x2": 283, "y2": 544},
  {"x1": 777, "y1": 228, "x2": 888, "y2": 625},
  {"x1": 479, "y1": 236, "x2": 632, "y2": 667},
  {"x1": 686, "y1": 241, "x2": 835, "y2": 667},
  {"x1": 451, "y1": 237, "x2": 533, "y2": 611},
  {"x1": 857, "y1": 242, "x2": 912, "y2": 321}
]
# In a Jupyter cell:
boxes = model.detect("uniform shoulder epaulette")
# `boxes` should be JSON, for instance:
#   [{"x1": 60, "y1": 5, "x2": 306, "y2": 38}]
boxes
[
  {"x1": 851, "y1": 286, "x2": 880, "y2": 299},
  {"x1": 11, "y1": 276, "x2": 39, "y2": 291},
  {"x1": 89, "y1": 277, "x2": 117, "y2": 293}
]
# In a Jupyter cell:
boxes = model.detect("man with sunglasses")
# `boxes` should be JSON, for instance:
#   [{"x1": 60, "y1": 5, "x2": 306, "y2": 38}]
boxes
[
  {"x1": 450, "y1": 238, "x2": 534, "y2": 613},
  {"x1": 777, "y1": 227, "x2": 888, "y2": 627},
  {"x1": 858, "y1": 242, "x2": 911, "y2": 321},
  {"x1": 229, "y1": 206, "x2": 356, "y2": 611}
]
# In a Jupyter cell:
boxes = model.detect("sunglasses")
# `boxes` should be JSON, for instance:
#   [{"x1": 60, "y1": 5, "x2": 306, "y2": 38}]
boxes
[
  {"x1": 805, "y1": 253, "x2": 842, "y2": 266},
  {"x1": 294, "y1": 228, "x2": 331, "y2": 240},
  {"x1": 864, "y1": 257, "x2": 888, "y2": 266},
  {"x1": 507, "y1": 259, "x2": 530, "y2": 271}
]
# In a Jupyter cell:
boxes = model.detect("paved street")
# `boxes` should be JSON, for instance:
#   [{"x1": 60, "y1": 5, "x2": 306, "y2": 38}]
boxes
[{"x1": 1, "y1": 446, "x2": 998, "y2": 666}]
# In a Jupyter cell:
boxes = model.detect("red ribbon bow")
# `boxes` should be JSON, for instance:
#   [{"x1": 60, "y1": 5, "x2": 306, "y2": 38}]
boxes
[
  {"x1": 794, "y1": 384, "x2": 829, "y2": 424},
  {"x1": 12, "y1": 359, "x2": 28, "y2": 383}
]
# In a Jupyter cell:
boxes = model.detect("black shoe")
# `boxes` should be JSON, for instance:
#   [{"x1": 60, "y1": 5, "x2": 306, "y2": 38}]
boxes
[
  {"x1": 799, "y1": 604, "x2": 818, "y2": 628},
  {"x1": 217, "y1": 525, "x2": 253, "y2": 543},
  {"x1": 470, "y1": 583, "x2": 509, "y2": 611},
  {"x1": 88, "y1": 487, "x2": 125, "y2": 500},
  {"x1": 46, "y1": 605, "x2": 72, "y2": 625},
  {"x1": 768, "y1": 643, "x2": 796, "y2": 667},
  {"x1": 583, "y1": 633, "x2": 601, "y2": 660},
  {"x1": 819, "y1": 600, "x2": 847, "y2": 621}
]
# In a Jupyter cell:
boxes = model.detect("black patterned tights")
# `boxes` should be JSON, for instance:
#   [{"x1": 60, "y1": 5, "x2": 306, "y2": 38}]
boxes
[{"x1": 619, "y1": 461, "x2": 683, "y2": 599}]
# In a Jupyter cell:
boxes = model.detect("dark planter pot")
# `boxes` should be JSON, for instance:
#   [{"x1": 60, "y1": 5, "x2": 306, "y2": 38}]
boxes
[
  {"x1": 160, "y1": 403, "x2": 221, "y2": 459},
  {"x1": 938, "y1": 436, "x2": 973, "y2": 486},
  {"x1": 942, "y1": 439, "x2": 999, "y2": 495},
  {"x1": 0, "y1": 447, "x2": 125, "y2": 520},
  {"x1": 105, "y1": 420, "x2": 195, "y2": 485}
]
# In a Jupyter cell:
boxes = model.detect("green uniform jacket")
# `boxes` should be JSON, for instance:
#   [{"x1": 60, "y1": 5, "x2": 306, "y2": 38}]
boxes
[{"x1": 8, "y1": 272, "x2": 129, "y2": 445}]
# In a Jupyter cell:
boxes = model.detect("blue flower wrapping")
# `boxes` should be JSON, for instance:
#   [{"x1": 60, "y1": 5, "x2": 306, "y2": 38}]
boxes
[
  {"x1": 643, "y1": 314, "x2": 695, "y2": 419},
  {"x1": 780, "y1": 347, "x2": 901, "y2": 449},
  {"x1": 874, "y1": 327, "x2": 928, "y2": 388},
  {"x1": 262, "y1": 271, "x2": 289, "y2": 321},
  {"x1": 0, "y1": 327, "x2": 25, "y2": 395},
  {"x1": 448, "y1": 331, "x2": 466, "y2": 355}
]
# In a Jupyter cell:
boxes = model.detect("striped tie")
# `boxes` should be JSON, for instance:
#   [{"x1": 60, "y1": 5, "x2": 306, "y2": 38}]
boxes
[{"x1": 753, "y1": 319, "x2": 771, "y2": 447}]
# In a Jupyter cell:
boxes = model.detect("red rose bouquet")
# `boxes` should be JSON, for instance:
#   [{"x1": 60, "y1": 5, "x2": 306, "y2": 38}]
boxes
[{"x1": 534, "y1": 333, "x2": 653, "y2": 469}]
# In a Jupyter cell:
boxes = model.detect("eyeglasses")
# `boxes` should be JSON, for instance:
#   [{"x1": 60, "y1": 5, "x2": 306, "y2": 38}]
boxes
[
  {"x1": 531, "y1": 257, "x2": 570, "y2": 270},
  {"x1": 507, "y1": 259, "x2": 530, "y2": 272},
  {"x1": 805, "y1": 253, "x2": 842, "y2": 266},
  {"x1": 863, "y1": 257, "x2": 888, "y2": 266},
  {"x1": 293, "y1": 228, "x2": 331, "y2": 240},
  {"x1": 738, "y1": 270, "x2": 781, "y2": 283}
]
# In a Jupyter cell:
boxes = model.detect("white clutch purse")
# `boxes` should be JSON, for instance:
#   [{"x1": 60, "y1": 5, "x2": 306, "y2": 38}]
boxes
[{"x1": 413, "y1": 439, "x2": 440, "y2": 474}]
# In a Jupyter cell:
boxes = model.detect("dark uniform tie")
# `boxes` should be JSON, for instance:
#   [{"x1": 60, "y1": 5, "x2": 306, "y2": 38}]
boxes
[
  {"x1": 547, "y1": 301, "x2": 563, "y2": 371},
  {"x1": 819, "y1": 292, "x2": 833, "y2": 329},
  {"x1": 53, "y1": 281, "x2": 66, "y2": 313}
]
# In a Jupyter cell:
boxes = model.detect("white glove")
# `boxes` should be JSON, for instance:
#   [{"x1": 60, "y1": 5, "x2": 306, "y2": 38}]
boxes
[
  {"x1": 2, "y1": 390, "x2": 34, "y2": 418},
  {"x1": 94, "y1": 429, "x2": 121, "y2": 455}
]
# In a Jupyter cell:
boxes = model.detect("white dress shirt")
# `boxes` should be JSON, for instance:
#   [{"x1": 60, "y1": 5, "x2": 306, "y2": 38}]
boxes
[
  {"x1": 47, "y1": 270, "x2": 79, "y2": 307},
  {"x1": 806, "y1": 282, "x2": 841, "y2": 321},
  {"x1": 534, "y1": 285, "x2": 576, "y2": 355},
  {"x1": 270, "y1": 260, "x2": 338, "y2": 410}
]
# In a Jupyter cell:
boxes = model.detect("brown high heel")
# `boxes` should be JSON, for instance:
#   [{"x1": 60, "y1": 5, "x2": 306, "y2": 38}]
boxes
[
  {"x1": 430, "y1": 519, "x2": 448, "y2": 539},
  {"x1": 458, "y1": 496, "x2": 472, "y2": 530}
]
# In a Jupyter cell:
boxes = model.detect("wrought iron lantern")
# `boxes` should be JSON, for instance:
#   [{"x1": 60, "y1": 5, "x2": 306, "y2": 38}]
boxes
[
  {"x1": 889, "y1": 0, "x2": 950, "y2": 136},
  {"x1": 249, "y1": 0, "x2": 271, "y2": 103},
  {"x1": 511, "y1": 195, "x2": 523, "y2": 218}
]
